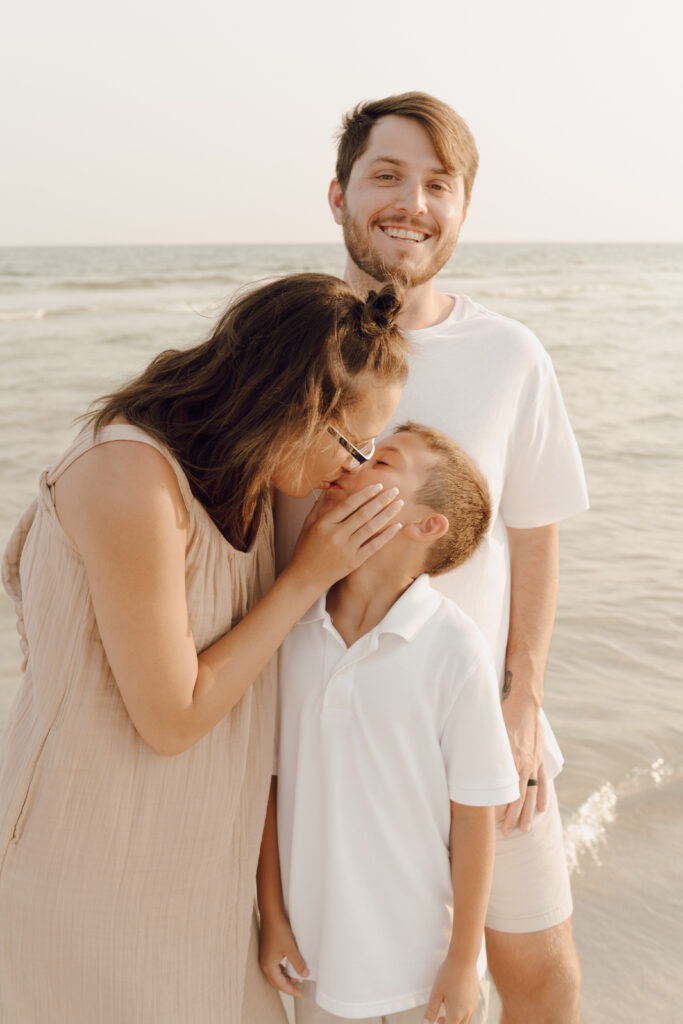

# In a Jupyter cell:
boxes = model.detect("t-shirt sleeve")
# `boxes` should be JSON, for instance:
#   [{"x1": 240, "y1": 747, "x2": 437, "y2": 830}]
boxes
[
  {"x1": 500, "y1": 344, "x2": 589, "y2": 528},
  {"x1": 440, "y1": 647, "x2": 520, "y2": 806}
]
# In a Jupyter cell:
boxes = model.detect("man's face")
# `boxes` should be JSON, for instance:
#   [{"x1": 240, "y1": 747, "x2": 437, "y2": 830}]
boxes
[{"x1": 329, "y1": 115, "x2": 468, "y2": 288}]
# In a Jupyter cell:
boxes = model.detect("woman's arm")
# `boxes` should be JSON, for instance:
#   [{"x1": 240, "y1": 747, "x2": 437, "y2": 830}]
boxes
[{"x1": 55, "y1": 441, "x2": 402, "y2": 755}]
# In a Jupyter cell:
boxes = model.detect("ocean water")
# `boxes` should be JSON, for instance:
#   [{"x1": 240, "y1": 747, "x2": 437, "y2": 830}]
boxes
[{"x1": 1, "y1": 243, "x2": 682, "y2": 1021}]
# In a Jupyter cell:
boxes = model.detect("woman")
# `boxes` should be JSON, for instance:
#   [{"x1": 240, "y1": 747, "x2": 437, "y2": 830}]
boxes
[{"x1": 0, "y1": 273, "x2": 408, "y2": 1023}]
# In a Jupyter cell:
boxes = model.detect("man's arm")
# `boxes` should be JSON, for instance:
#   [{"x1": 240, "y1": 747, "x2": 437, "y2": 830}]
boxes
[
  {"x1": 501, "y1": 522, "x2": 559, "y2": 835},
  {"x1": 256, "y1": 778, "x2": 309, "y2": 998},
  {"x1": 422, "y1": 802, "x2": 494, "y2": 1024}
]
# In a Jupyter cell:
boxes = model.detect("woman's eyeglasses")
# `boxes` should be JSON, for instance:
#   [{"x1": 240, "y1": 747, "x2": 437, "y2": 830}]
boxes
[{"x1": 327, "y1": 426, "x2": 376, "y2": 468}]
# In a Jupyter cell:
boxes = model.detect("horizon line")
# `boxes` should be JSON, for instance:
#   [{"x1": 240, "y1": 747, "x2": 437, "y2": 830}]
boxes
[{"x1": 1, "y1": 239, "x2": 682, "y2": 249}]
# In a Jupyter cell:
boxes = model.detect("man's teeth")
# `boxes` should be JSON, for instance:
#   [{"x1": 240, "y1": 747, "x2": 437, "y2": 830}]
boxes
[{"x1": 382, "y1": 227, "x2": 427, "y2": 242}]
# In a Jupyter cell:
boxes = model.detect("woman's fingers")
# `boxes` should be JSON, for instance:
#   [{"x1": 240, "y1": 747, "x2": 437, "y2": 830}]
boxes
[
  {"x1": 324, "y1": 482, "x2": 387, "y2": 524},
  {"x1": 350, "y1": 498, "x2": 404, "y2": 547},
  {"x1": 300, "y1": 491, "x2": 328, "y2": 528},
  {"x1": 355, "y1": 521, "x2": 404, "y2": 563}
]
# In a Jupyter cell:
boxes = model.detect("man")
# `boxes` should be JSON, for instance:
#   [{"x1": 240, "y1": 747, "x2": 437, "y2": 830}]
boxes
[{"x1": 276, "y1": 93, "x2": 588, "y2": 1023}]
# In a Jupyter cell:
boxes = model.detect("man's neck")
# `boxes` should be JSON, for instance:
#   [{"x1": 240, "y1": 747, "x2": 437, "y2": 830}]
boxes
[
  {"x1": 326, "y1": 550, "x2": 418, "y2": 648},
  {"x1": 343, "y1": 257, "x2": 454, "y2": 331}
]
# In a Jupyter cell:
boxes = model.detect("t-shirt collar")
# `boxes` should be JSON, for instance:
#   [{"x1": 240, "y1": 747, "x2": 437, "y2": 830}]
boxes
[{"x1": 402, "y1": 293, "x2": 466, "y2": 341}]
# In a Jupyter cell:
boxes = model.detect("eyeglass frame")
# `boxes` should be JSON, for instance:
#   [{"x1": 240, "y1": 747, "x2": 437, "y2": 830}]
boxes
[{"x1": 327, "y1": 425, "x2": 376, "y2": 468}]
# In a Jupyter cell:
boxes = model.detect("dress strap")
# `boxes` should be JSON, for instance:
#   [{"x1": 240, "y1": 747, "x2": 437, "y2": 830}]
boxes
[{"x1": 45, "y1": 423, "x2": 195, "y2": 511}]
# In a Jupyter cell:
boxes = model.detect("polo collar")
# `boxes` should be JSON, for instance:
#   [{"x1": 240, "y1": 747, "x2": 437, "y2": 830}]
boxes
[
  {"x1": 375, "y1": 574, "x2": 442, "y2": 641},
  {"x1": 296, "y1": 574, "x2": 442, "y2": 643},
  {"x1": 297, "y1": 593, "x2": 328, "y2": 626}
]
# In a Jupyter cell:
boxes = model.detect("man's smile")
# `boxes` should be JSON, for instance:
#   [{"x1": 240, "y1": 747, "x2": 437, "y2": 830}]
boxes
[{"x1": 378, "y1": 224, "x2": 431, "y2": 243}]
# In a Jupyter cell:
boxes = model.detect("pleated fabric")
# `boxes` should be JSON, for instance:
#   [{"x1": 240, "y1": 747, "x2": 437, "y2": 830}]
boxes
[{"x1": 0, "y1": 424, "x2": 287, "y2": 1024}]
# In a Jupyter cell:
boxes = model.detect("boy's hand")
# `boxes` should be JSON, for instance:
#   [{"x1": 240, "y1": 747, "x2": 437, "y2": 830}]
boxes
[
  {"x1": 259, "y1": 913, "x2": 309, "y2": 998},
  {"x1": 422, "y1": 957, "x2": 480, "y2": 1024}
]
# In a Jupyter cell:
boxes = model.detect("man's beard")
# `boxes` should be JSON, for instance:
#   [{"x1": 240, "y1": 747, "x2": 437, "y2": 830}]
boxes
[{"x1": 342, "y1": 209, "x2": 458, "y2": 288}]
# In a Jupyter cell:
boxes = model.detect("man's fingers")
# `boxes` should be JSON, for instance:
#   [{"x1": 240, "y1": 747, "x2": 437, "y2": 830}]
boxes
[
  {"x1": 537, "y1": 761, "x2": 549, "y2": 813},
  {"x1": 500, "y1": 794, "x2": 523, "y2": 836},
  {"x1": 518, "y1": 781, "x2": 538, "y2": 832},
  {"x1": 501, "y1": 773, "x2": 525, "y2": 836}
]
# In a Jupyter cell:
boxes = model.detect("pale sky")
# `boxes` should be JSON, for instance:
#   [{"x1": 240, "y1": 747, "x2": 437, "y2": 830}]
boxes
[{"x1": 1, "y1": 0, "x2": 682, "y2": 245}]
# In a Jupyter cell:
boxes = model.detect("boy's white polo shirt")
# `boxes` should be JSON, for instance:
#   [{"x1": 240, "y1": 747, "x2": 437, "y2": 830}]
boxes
[{"x1": 276, "y1": 574, "x2": 520, "y2": 1019}]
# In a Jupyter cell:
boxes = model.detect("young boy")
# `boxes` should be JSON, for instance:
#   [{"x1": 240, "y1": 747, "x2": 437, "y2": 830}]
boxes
[{"x1": 258, "y1": 423, "x2": 520, "y2": 1024}]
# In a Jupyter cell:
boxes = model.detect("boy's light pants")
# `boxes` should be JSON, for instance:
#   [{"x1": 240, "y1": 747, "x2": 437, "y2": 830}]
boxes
[{"x1": 294, "y1": 978, "x2": 489, "y2": 1024}]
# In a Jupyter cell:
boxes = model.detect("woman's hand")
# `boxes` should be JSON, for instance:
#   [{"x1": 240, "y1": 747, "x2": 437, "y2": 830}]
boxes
[
  {"x1": 14, "y1": 603, "x2": 28, "y2": 672},
  {"x1": 288, "y1": 483, "x2": 403, "y2": 593},
  {"x1": 259, "y1": 914, "x2": 309, "y2": 998}
]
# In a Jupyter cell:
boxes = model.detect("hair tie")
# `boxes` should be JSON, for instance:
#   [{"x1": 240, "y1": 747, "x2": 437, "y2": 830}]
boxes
[{"x1": 361, "y1": 285, "x2": 403, "y2": 334}]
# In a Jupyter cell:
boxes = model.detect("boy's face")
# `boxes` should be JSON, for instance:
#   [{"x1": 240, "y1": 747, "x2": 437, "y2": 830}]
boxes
[
  {"x1": 329, "y1": 115, "x2": 468, "y2": 288},
  {"x1": 328, "y1": 430, "x2": 432, "y2": 522}
]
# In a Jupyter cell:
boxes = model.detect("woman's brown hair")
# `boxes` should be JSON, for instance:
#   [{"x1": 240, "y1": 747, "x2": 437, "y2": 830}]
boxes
[{"x1": 91, "y1": 273, "x2": 408, "y2": 550}]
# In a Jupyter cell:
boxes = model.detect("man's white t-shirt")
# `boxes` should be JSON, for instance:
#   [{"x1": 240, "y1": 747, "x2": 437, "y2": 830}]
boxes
[
  {"x1": 276, "y1": 295, "x2": 589, "y2": 776},
  {"x1": 277, "y1": 575, "x2": 520, "y2": 1018}
]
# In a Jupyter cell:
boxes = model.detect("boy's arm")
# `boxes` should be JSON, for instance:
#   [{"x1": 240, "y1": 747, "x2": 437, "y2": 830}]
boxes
[
  {"x1": 422, "y1": 802, "x2": 495, "y2": 1024},
  {"x1": 256, "y1": 777, "x2": 309, "y2": 998}
]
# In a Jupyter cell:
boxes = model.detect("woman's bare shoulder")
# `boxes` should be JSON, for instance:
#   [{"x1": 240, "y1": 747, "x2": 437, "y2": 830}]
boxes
[{"x1": 54, "y1": 429, "x2": 188, "y2": 545}]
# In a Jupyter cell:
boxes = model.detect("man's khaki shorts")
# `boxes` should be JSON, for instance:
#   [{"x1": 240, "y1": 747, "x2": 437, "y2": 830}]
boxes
[{"x1": 486, "y1": 777, "x2": 573, "y2": 934}]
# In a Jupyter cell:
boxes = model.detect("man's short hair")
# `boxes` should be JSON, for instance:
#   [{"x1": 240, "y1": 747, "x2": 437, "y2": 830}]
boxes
[
  {"x1": 395, "y1": 422, "x2": 490, "y2": 576},
  {"x1": 335, "y1": 92, "x2": 479, "y2": 206}
]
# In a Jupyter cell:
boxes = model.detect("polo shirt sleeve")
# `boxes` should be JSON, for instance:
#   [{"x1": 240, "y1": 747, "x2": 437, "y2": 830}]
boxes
[
  {"x1": 499, "y1": 343, "x2": 589, "y2": 529},
  {"x1": 440, "y1": 650, "x2": 519, "y2": 807}
]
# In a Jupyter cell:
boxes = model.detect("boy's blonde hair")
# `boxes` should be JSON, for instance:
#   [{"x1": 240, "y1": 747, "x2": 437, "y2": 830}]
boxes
[{"x1": 395, "y1": 422, "x2": 490, "y2": 576}]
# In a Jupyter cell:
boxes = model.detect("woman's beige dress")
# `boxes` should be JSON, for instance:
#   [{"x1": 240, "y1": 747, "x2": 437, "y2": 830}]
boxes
[{"x1": 0, "y1": 424, "x2": 287, "y2": 1023}]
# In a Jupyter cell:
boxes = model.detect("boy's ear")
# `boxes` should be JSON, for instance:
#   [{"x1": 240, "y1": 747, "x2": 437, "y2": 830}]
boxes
[
  {"x1": 401, "y1": 513, "x2": 449, "y2": 544},
  {"x1": 328, "y1": 179, "x2": 344, "y2": 225}
]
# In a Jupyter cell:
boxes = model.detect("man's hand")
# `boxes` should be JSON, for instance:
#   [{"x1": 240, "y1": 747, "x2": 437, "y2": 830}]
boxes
[
  {"x1": 14, "y1": 603, "x2": 28, "y2": 672},
  {"x1": 258, "y1": 913, "x2": 309, "y2": 999},
  {"x1": 422, "y1": 957, "x2": 481, "y2": 1024},
  {"x1": 499, "y1": 688, "x2": 548, "y2": 835}
]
